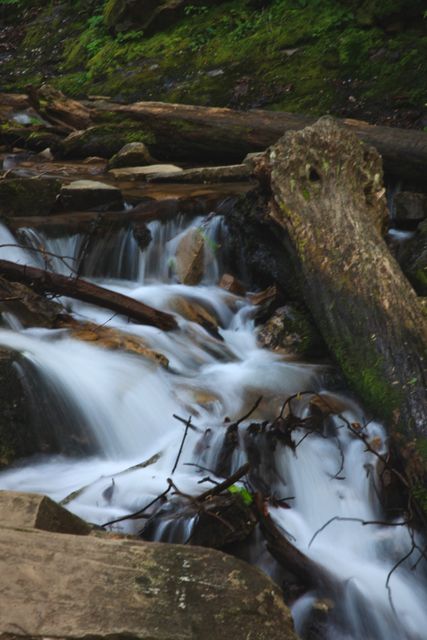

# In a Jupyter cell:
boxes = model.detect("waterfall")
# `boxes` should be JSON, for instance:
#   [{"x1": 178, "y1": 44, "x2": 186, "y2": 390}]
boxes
[{"x1": 0, "y1": 210, "x2": 425, "y2": 640}]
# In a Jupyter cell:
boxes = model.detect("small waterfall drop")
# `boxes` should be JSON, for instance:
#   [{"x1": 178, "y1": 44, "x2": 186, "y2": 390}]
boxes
[{"x1": 0, "y1": 207, "x2": 426, "y2": 640}]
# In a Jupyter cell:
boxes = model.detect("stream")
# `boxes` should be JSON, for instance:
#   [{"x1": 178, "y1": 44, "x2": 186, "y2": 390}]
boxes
[{"x1": 0, "y1": 200, "x2": 426, "y2": 640}]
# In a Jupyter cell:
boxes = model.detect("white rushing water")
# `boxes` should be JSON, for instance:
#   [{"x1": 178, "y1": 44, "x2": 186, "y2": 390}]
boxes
[{"x1": 0, "y1": 212, "x2": 426, "y2": 640}]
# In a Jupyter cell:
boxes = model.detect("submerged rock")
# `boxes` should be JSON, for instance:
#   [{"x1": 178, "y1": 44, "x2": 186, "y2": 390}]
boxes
[
  {"x1": 58, "y1": 179, "x2": 124, "y2": 211},
  {"x1": 108, "y1": 141, "x2": 156, "y2": 169},
  {"x1": 0, "y1": 176, "x2": 61, "y2": 216},
  {"x1": 0, "y1": 491, "x2": 298, "y2": 640}
]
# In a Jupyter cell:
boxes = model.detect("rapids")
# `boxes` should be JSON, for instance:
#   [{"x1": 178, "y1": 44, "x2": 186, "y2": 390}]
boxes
[{"x1": 0, "y1": 208, "x2": 426, "y2": 640}]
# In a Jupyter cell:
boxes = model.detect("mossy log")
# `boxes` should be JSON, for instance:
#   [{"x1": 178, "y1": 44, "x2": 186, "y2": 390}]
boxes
[
  {"x1": 255, "y1": 117, "x2": 427, "y2": 442},
  {"x1": 0, "y1": 260, "x2": 177, "y2": 331},
  {"x1": 89, "y1": 100, "x2": 427, "y2": 189}
]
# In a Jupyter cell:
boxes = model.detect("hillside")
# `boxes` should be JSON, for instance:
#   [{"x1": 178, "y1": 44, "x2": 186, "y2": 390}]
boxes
[{"x1": 0, "y1": 0, "x2": 426, "y2": 127}]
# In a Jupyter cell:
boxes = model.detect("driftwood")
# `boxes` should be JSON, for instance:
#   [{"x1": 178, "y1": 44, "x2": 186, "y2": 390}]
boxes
[
  {"x1": 0, "y1": 260, "x2": 177, "y2": 330},
  {"x1": 83, "y1": 100, "x2": 427, "y2": 188}
]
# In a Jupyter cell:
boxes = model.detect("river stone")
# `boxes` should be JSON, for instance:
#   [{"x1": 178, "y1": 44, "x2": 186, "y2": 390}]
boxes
[
  {"x1": 0, "y1": 176, "x2": 61, "y2": 216},
  {"x1": 175, "y1": 227, "x2": 205, "y2": 285},
  {"x1": 147, "y1": 164, "x2": 250, "y2": 184},
  {"x1": 0, "y1": 491, "x2": 91, "y2": 535},
  {"x1": 108, "y1": 164, "x2": 183, "y2": 181},
  {"x1": 59, "y1": 179, "x2": 124, "y2": 211},
  {"x1": 108, "y1": 141, "x2": 156, "y2": 169},
  {"x1": 394, "y1": 191, "x2": 427, "y2": 223},
  {"x1": 257, "y1": 305, "x2": 324, "y2": 358},
  {"x1": 0, "y1": 511, "x2": 298, "y2": 640}
]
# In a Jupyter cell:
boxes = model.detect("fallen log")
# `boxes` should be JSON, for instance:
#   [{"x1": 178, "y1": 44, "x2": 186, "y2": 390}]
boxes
[
  {"x1": 257, "y1": 117, "x2": 427, "y2": 440},
  {"x1": 0, "y1": 260, "x2": 177, "y2": 330},
  {"x1": 5, "y1": 194, "x2": 236, "y2": 235},
  {"x1": 246, "y1": 117, "x2": 427, "y2": 516},
  {"x1": 87, "y1": 100, "x2": 427, "y2": 189}
]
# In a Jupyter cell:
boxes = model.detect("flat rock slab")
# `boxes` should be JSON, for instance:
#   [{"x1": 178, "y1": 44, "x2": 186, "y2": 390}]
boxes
[
  {"x1": 0, "y1": 522, "x2": 298, "y2": 640},
  {"x1": 0, "y1": 490, "x2": 91, "y2": 535},
  {"x1": 59, "y1": 179, "x2": 124, "y2": 211},
  {"x1": 108, "y1": 164, "x2": 183, "y2": 181},
  {"x1": 147, "y1": 164, "x2": 250, "y2": 184}
]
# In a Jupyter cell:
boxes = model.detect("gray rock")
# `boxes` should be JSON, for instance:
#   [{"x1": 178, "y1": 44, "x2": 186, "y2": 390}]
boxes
[
  {"x1": 399, "y1": 219, "x2": 427, "y2": 295},
  {"x1": 394, "y1": 191, "x2": 427, "y2": 223},
  {"x1": 0, "y1": 493, "x2": 298, "y2": 640},
  {"x1": 108, "y1": 142, "x2": 156, "y2": 169},
  {"x1": 59, "y1": 179, "x2": 124, "y2": 211}
]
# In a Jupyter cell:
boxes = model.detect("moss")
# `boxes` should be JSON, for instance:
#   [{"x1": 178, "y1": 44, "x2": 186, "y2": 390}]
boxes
[
  {"x1": 61, "y1": 124, "x2": 156, "y2": 159},
  {"x1": 2, "y1": 0, "x2": 427, "y2": 120},
  {"x1": 0, "y1": 178, "x2": 62, "y2": 216}
]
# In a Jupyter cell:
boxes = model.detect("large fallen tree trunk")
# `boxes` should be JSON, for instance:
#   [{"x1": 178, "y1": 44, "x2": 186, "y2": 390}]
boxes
[
  {"x1": 245, "y1": 117, "x2": 427, "y2": 506},
  {"x1": 0, "y1": 260, "x2": 177, "y2": 330},
  {"x1": 86, "y1": 100, "x2": 427, "y2": 189}
]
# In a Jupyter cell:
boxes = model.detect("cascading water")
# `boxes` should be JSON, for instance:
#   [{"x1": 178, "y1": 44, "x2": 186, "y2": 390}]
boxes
[{"x1": 0, "y1": 208, "x2": 426, "y2": 640}]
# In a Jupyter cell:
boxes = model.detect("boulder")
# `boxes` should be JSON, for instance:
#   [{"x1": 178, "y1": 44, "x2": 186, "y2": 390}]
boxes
[
  {"x1": 0, "y1": 277, "x2": 63, "y2": 328},
  {"x1": 0, "y1": 491, "x2": 91, "y2": 535},
  {"x1": 108, "y1": 164, "x2": 183, "y2": 181},
  {"x1": 257, "y1": 305, "x2": 325, "y2": 358},
  {"x1": 0, "y1": 494, "x2": 298, "y2": 640},
  {"x1": 108, "y1": 141, "x2": 156, "y2": 169},
  {"x1": 147, "y1": 164, "x2": 251, "y2": 184},
  {"x1": 0, "y1": 176, "x2": 61, "y2": 216},
  {"x1": 175, "y1": 227, "x2": 205, "y2": 285},
  {"x1": 169, "y1": 296, "x2": 220, "y2": 337},
  {"x1": 394, "y1": 191, "x2": 427, "y2": 224},
  {"x1": 58, "y1": 179, "x2": 124, "y2": 211}
]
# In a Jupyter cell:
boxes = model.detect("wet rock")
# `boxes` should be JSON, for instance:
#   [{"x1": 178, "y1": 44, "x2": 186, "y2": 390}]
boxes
[
  {"x1": 58, "y1": 179, "x2": 124, "y2": 211},
  {"x1": 0, "y1": 510, "x2": 298, "y2": 640},
  {"x1": 61, "y1": 320, "x2": 169, "y2": 368},
  {"x1": 175, "y1": 226, "x2": 205, "y2": 285},
  {"x1": 108, "y1": 141, "x2": 156, "y2": 169},
  {"x1": 219, "y1": 273, "x2": 246, "y2": 296},
  {"x1": 170, "y1": 296, "x2": 220, "y2": 337},
  {"x1": 0, "y1": 491, "x2": 91, "y2": 535},
  {"x1": 399, "y1": 219, "x2": 427, "y2": 295},
  {"x1": 394, "y1": 191, "x2": 427, "y2": 224},
  {"x1": 0, "y1": 277, "x2": 63, "y2": 328},
  {"x1": 0, "y1": 348, "x2": 33, "y2": 467},
  {"x1": 147, "y1": 164, "x2": 251, "y2": 184},
  {"x1": 257, "y1": 305, "x2": 324, "y2": 358},
  {"x1": 0, "y1": 176, "x2": 61, "y2": 216},
  {"x1": 108, "y1": 164, "x2": 183, "y2": 181},
  {"x1": 132, "y1": 221, "x2": 152, "y2": 252}
]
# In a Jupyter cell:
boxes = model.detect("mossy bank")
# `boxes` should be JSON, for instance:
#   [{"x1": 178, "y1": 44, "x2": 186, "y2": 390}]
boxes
[{"x1": 0, "y1": 0, "x2": 426, "y2": 126}]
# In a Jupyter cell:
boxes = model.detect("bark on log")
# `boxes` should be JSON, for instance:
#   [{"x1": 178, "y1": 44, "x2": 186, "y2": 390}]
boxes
[
  {"x1": 88, "y1": 100, "x2": 427, "y2": 188},
  {"x1": 0, "y1": 260, "x2": 177, "y2": 330},
  {"x1": 256, "y1": 117, "x2": 427, "y2": 442}
]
